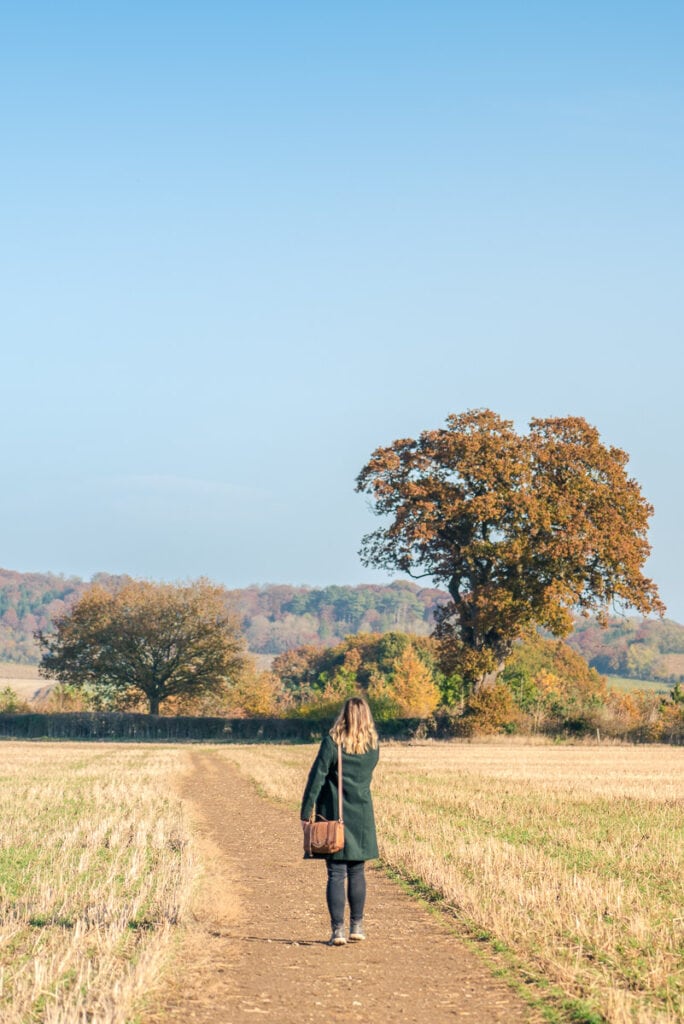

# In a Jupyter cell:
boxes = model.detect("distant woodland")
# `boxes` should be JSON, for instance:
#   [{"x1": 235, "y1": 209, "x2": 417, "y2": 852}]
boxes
[{"x1": 1, "y1": 567, "x2": 683, "y2": 683}]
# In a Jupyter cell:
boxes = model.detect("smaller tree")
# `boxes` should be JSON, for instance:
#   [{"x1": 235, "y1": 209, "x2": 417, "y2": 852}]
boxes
[
  {"x1": 0, "y1": 686, "x2": 30, "y2": 713},
  {"x1": 502, "y1": 635, "x2": 607, "y2": 731},
  {"x1": 37, "y1": 579, "x2": 246, "y2": 715},
  {"x1": 224, "y1": 668, "x2": 289, "y2": 718},
  {"x1": 43, "y1": 683, "x2": 92, "y2": 713},
  {"x1": 389, "y1": 646, "x2": 441, "y2": 717},
  {"x1": 660, "y1": 691, "x2": 684, "y2": 743},
  {"x1": 462, "y1": 684, "x2": 521, "y2": 735},
  {"x1": 366, "y1": 668, "x2": 401, "y2": 721}
]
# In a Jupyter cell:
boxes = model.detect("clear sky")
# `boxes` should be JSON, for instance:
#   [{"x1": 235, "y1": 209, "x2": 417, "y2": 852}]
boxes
[{"x1": 2, "y1": 2, "x2": 683, "y2": 618}]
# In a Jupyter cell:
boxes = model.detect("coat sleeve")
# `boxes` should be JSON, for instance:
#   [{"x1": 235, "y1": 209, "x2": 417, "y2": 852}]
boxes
[{"x1": 300, "y1": 736, "x2": 335, "y2": 820}]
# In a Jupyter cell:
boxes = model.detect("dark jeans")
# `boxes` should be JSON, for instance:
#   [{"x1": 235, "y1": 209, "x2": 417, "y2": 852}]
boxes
[{"x1": 325, "y1": 859, "x2": 366, "y2": 928}]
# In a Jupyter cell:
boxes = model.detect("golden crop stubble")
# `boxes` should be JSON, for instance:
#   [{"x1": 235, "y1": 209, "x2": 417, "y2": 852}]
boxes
[
  {"x1": 0, "y1": 743, "x2": 194, "y2": 1024},
  {"x1": 222, "y1": 741, "x2": 684, "y2": 1024}
]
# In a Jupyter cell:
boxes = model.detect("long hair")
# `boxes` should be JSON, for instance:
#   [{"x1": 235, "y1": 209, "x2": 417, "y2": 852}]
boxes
[{"x1": 330, "y1": 697, "x2": 378, "y2": 755}]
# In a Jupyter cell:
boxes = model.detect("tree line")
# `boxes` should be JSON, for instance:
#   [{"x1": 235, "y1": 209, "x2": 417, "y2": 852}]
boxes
[
  {"x1": 567, "y1": 616, "x2": 684, "y2": 682},
  {"x1": 3, "y1": 609, "x2": 681, "y2": 741},
  {"x1": 2, "y1": 406, "x2": 680, "y2": 741}
]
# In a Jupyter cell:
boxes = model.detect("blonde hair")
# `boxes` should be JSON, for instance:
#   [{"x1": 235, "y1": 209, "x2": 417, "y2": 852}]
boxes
[{"x1": 330, "y1": 697, "x2": 378, "y2": 755}]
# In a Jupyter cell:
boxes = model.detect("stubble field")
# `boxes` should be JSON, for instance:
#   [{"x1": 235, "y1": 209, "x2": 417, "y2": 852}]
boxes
[
  {"x1": 1, "y1": 739, "x2": 681, "y2": 1024},
  {"x1": 221, "y1": 741, "x2": 684, "y2": 1024},
  {"x1": 0, "y1": 744, "x2": 193, "y2": 1024}
]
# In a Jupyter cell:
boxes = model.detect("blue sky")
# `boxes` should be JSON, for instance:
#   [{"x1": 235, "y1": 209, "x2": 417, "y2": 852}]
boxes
[{"x1": 2, "y1": 2, "x2": 683, "y2": 618}]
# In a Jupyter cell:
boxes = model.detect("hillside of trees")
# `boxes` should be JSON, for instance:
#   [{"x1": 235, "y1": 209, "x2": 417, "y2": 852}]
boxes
[
  {"x1": 1, "y1": 567, "x2": 683, "y2": 683},
  {"x1": 0, "y1": 570, "x2": 123, "y2": 662},
  {"x1": 565, "y1": 616, "x2": 684, "y2": 683},
  {"x1": 224, "y1": 581, "x2": 445, "y2": 652},
  {"x1": 0, "y1": 569, "x2": 445, "y2": 663}
]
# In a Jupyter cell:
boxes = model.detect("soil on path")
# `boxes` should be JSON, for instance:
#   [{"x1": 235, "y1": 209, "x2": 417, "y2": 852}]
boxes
[{"x1": 145, "y1": 751, "x2": 540, "y2": 1024}]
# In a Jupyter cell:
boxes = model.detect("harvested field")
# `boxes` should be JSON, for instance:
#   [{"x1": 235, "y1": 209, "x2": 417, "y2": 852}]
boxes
[
  {"x1": 0, "y1": 743, "x2": 193, "y2": 1024},
  {"x1": 2, "y1": 739, "x2": 680, "y2": 1024},
  {"x1": 222, "y1": 741, "x2": 684, "y2": 1024}
]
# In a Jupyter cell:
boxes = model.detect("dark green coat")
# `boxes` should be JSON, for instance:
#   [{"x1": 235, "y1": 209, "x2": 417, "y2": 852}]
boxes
[{"x1": 300, "y1": 733, "x2": 379, "y2": 861}]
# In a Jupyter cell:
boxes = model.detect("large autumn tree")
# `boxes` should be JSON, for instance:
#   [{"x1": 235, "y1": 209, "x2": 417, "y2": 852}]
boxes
[
  {"x1": 37, "y1": 579, "x2": 246, "y2": 714},
  {"x1": 356, "y1": 409, "x2": 664, "y2": 691}
]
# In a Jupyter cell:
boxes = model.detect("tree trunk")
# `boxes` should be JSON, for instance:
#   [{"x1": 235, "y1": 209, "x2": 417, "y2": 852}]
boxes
[
  {"x1": 475, "y1": 662, "x2": 506, "y2": 691},
  {"x1": 148, "y1": 695, "x2": 160, "y2": 715}
]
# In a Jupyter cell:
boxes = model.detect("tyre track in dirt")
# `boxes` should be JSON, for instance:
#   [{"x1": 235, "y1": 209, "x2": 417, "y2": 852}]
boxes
[{"x1": 144, "y1": 751, "x2": 540, "y2": 1024}]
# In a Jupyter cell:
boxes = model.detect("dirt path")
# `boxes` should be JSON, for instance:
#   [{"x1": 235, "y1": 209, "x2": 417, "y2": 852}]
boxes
[{"x1": 145, "y1": 751, "x2": 539, "y2": 1024}]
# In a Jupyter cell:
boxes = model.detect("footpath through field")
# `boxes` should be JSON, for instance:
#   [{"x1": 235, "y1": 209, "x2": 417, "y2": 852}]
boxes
[{"x1": 145, "y1": 751, "x2": 538, "y2": 1024}]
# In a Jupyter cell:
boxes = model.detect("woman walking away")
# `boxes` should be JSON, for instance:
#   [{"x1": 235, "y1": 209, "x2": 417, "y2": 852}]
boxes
[{"x1": 300, "y1": 697, "x2": 380, "y2": 947}]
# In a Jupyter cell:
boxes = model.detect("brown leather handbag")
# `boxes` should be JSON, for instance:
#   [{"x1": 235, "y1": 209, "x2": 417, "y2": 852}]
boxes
[{"x1": 303, "y1": 743, "x2": 345, "y2": 856}]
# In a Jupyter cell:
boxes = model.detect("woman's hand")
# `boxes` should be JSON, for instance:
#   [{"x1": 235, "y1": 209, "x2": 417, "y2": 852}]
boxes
[{"x1": 301, "y1": 820, "x2": 309, "y2": 831}]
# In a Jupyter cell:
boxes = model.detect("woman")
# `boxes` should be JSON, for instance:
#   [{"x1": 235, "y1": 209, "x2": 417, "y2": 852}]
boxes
[{"x1": 300, "y1": 696, "x2": 380, "y2": 946}]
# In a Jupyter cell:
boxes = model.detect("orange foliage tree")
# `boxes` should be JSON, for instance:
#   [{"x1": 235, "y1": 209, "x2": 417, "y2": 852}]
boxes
[
  {"x1": 357, "y1": 409, "x2": 663, "y2": 692},
  {"x1": 385, "y1": 645, "x2": 441, "y2": 718},
  {"x1": 462, "y1": 684, "x2": 521, "y2": 735},
  {"x1": 223, "y1": 668, "x2": 290, "y2": 718}
]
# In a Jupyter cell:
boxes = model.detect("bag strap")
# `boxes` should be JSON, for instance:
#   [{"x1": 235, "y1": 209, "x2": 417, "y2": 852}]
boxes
[{"x1": 337, "y1": 742, "x2": 343, "y2": 823}]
